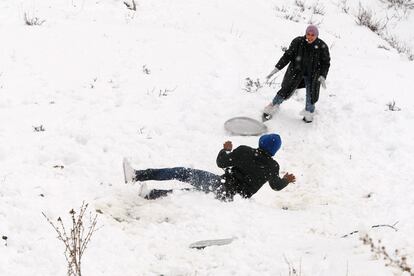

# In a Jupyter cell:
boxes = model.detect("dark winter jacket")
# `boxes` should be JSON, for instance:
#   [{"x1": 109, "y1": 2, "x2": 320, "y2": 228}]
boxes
[
  {"x1": 215, "y1": 145, "x2": 288, "y2": 200},
  {"x1": 275, "y1": 36, "x2": 330, "y2": 104}
]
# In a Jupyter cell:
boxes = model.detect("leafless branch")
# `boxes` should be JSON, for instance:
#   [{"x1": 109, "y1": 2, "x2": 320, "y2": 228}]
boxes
[
  {"x1": 42, "y1": 202, "x2": 98, "y2": 276},
  {"x1": 24, "y1": 12, "x2": 45, "y2": 26},
  {"x1": 340, "y1": 0, "x2": 350, "y2": 13},
  {"x1": 243, "y1": 77, "x2": 263, "y2": 93},
  {"x1": 361, "y1": 233, "x2": 414, "y2": 275},
  {"x1": 355, "y1": 3, "x2": 387, "y2": 33},
  {"x1": 341, "y1": 221, "x2": 399, "y2": 238},
  {"x1": 158, "y1": 86, "x2": 177, "y2": 97},
  {"x1": 294, "y1": 0, "x2": 306, "y2": 12},
  {"x1": 124, "y1": 0, "x2": 137, "y2": 11},
  {"x1": 386, "y1": 100, "x2": 402, "y2": 111},
  {"x1": 283, "y1": 254, "x2": 300, "y2": 275}
]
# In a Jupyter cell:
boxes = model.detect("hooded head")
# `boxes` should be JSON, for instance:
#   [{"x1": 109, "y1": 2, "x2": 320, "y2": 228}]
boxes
[
  {"x1": 305, "y1": 25, "x2": 319, "y2": 44},
  {"x1": 305, "y1": 25, "x2": 319, "y2": 37},
  {"x1": 258, "y1": 133, "x2": 282, "y2": 156}
]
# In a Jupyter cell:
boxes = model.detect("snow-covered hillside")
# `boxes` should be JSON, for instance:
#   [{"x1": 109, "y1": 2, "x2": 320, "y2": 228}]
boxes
[{"x1": 1, "y1": 0, "x2": 414, "y2": 275}]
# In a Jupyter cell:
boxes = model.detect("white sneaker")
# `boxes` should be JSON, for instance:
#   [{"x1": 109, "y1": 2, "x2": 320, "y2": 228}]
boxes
[
  {"x1": 122, "y1": 158, "x2": 136, "y2": 184},
  {"x1": 262, "y1": 103, "x2": 279, "y2": 121},
  {"x1": 263, "y1": 103, "x2": 279, "y2": 115},
  {"x1": 300, "y1": 110, "x2": 314, "y2": 123},
  {"x1": 138, "y1": 183, "x2": 151, "y2": 198}
]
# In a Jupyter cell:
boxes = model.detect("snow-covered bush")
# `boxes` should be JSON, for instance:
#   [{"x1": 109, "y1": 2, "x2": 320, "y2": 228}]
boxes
[
  {"x1": 311, "y1": 2, "x2": 325, "y2": 15},
  {"x1": 361, "y1": 234, "x2": 414, "y2": 275},
  {"x1": 243, "y1": 77, "x2": 263, "y2": 93},
  {"x1": 355, "y1": 4, "x2": 387, "y2": 33},
  {"x1": 24, "y1": 12, "x2": 45, "y2": 26},
  {"x1": 124, "y1": 0, "x2": 137, "y2": 11},
  {"x1": 383, "y1": 35, "x2": 414, "y2": 60},
  {"x1": 380, "y1": 0, "x2": 414, "y2": 10},
  {"x1": 386, "y1": 100, "x2": 402, "y2": 111},
  {"x1": 142, "y1": 65, "x2": 151, "y2": 75},
  {"x1": 275, "y1": 1, "x2": 324, "y2": 23},
  {"x1": 340, "y1": 0, "x2": 350, "y2": 13},
  {"x1": 295, "y1": 0, "x2": 306, "y2": 12}
]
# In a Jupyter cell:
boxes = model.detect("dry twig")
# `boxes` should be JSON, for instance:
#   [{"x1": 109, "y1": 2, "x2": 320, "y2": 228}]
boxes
[
  {"x1": 124, "y1": 0, "x2": 137, "y2": 11},
  {"x1": 361, "y1": 233, "x2": 414, "y2": 275},
  {"x1": 42, "y1": 202, "x2": 98, "y2": 276},
  {"x1": 341, "y1": 221, "x2": 399, "y2": 238}
]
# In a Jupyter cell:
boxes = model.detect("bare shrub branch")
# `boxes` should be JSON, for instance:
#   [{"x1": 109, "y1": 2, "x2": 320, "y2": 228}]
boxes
[
  {"x1": 42, "y1": 202, "x2": 98, "y2": 276},
  {"x1": 340, "y1": 0, "x2": 350, "y2": 13},
  {"x1": 24, "y1": 12, "x2": 45, "y2": 26},
  {"x1": 383, "y1": 35, "x2": 414, "y2": 60},
  {"x1": 307, "y1": 16, "x2": 323, "y2": 26},
  {"x1": 158, "y1": 86, "x2": 177, "y2": 97},
  {"x1": 311, "y1": 2, "x2": 325, "y2": 15},
  {"x1": 283, "y1": 255, "x2": 302, "y2": 275},
  {"x1": 378, "y1": 44, "x2": 390, "y2": 50},
  {"x1": 243, "y1": 77, "x2": 263, "y2": 93},
  {"x1": 386, "y1": 100, "x2": 402, "y2": 111},
  {"x1": 275, "y1": 6, "x2": 288, "y2": 13},
  {"x1": 380, "y1": 0, "x2": 414, "y2": 10},
  {"x1": 124, "y1": 0, "x2": 137, "y2": 11},
  {"x1": 355, "y1": 4, "x2": 387, "y2": 33},
  {"x1": 283, "y1": 12, "x2": 301, "y2": 22},
  {"x1": 341, "y1": 221, "x2": 399, "y2": 238},
  {"x1": 294, "y1": 0, "x2": 306, "y2": 12},
  {"x1": 142, "y1": 65, "x2": 151, "y2": 74},
  {"x1": 2, "y1": 236, "x2": 7, "y2": 246},
  {"x1": 33, "y1": 125, "x2": 46, "y2": 132},
  {"x1": 361, "y1": 234, "x2": 414, "y2": 275}
]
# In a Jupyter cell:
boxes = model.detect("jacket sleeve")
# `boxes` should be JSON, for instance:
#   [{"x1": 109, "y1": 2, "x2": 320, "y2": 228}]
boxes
[
  {"x1": 268, "y1": 177, "x2": 289, "y2": 191},
  {"x1": 268, "y1": 164, "x2": 289, "y2": 191},
  {"x1": 319, "y1": 41, "x2": 331, "y2": 79},
  {"x1": 216, "y1": 149, "x2": 234, "y2": 168},
  {"x1": 275, "y1": 37, "x2": 300, "y2": 70}
]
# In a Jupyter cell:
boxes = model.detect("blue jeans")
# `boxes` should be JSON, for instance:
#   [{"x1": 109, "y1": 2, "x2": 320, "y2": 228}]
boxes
[
  {"x1": 135, "y1": 167, "x2": 222, "y2": 192},
  {"x1": 304, "y1": 75, "x2": 315, "y2": 113},
  {"x1": 272, "y1": 75, "x2": 315, "y2": 113}
]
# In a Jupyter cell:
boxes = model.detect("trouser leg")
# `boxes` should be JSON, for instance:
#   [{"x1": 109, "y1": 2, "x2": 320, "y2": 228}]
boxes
[
  {"x1": 304, "y1": 76, "x2": 315, "y2": 113},
  {"x1": 272, "y1": 94, "x2": 285, "y2": 106},
  {"x1": 273, "y1": 71, "x2": 304, "y2": 105},
  {"x1": 135, "y1": 167, "x2": 222, "y2": 192}
]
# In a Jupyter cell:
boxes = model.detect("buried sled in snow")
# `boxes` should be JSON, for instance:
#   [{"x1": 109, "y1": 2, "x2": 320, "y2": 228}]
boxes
[{"x1": 189, "y1": 237, "x2": 236, "y2": 249}]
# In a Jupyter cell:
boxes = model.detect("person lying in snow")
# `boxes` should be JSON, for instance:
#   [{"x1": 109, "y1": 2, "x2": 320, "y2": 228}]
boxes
[
  {"x1": 263, "y1": 24, "x2": 331, "y2": 123},
  {"x1": 123, "y1": 133, "x2": 296, "y2": 201}
]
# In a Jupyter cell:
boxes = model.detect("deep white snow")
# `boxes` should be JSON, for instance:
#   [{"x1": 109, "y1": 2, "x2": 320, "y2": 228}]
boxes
[{"x1": 1, "y1": 0, "x2": 414, "y2": 275}]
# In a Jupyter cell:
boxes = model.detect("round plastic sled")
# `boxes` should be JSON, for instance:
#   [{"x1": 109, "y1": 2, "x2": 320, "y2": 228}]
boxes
[{"x1": 224, "y1": 116, "x2": 268, "y2": 136}]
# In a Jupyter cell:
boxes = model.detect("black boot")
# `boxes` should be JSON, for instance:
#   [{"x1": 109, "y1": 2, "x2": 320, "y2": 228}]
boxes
[
  {"x1": 144, "y1": 189, "x2": 173, "y2": 200},
  {"x1": 262, "y1": 113, "x2": 272, "y2": 122},
  {"x1": 302, "y1": 116, "x2": 312, "y2": 123}
]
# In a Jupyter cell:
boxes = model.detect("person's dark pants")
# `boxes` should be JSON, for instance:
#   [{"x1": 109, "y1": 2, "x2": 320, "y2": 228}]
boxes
[
  {"x1": 135, "y1": 167, "x2": 222, "y2": 199},
  {"x1": 272, "y1": 75, "x2": 315, "y2": 113},
  {"x1": 303, "y1": 75, "x2": 315, "y2": 113}
]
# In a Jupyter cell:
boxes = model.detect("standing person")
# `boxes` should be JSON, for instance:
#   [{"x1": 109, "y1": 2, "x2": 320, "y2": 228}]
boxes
[
  {"x1": 263, "y1": 25, "x2": 330, "y2": 123},
  {"x1": 123, "y1": 134, "x2": 295, "y2": 201}
]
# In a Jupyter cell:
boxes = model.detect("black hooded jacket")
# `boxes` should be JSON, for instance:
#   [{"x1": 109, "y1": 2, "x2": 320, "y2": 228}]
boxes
[
  {"x1": 216, "y1": 145, "x2": 288, "y2": 199},
  {"x1": 275, "y1": 36, "x2": 330, "y2": 104}
]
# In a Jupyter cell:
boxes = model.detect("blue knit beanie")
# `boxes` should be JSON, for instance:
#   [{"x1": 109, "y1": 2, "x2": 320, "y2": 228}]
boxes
[{"x1": 259, "y1": 134, "x2": 282, "y2": 156}]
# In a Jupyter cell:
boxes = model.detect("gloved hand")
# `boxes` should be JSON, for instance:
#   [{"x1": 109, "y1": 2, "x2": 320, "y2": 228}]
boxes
[
  {"x1": 318, "y1": 76, "x2": 326, "y2": 89},
  {"x1": 266, "y1": 68, "x2": 279, "y2": 80}
]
